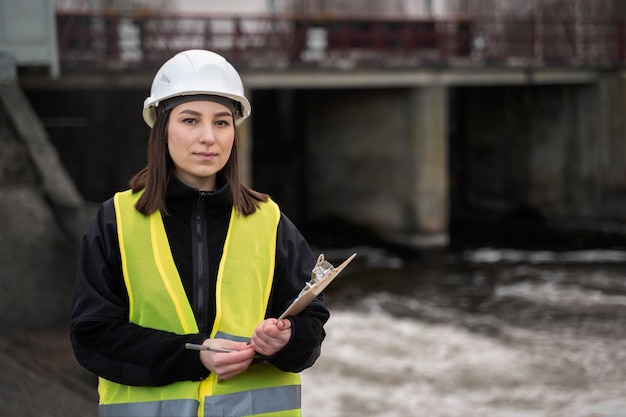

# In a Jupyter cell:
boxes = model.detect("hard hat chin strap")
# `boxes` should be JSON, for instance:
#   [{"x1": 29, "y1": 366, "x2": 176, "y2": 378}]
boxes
[{"x1": 156, "y1": 94, "x2": 241, "y2": 120}]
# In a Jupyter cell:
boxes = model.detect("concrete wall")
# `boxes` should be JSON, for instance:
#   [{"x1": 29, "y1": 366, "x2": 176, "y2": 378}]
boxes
[
  {"x1": 304, "y1": 86, "x2": 449, "y2": 248},
  {"x1": 0, "y1": 0, "x2": 59, "y2": 77},
  {"x1": 0, "y1": 83, "x2": 93, "y2": 335},
  {"x1": 459, "y1": 74, "x2": 626, "y2": 231},
  {"x1": 306, "y1": 88, "x2": 409, "y2": 233},
  {"x1": 300, "y1": 72, "x2": 626, "y2": 246}
]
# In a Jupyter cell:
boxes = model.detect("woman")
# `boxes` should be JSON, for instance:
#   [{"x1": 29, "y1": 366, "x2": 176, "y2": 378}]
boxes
[{"x1": 70, "y1": 49, "x2": 329, "y2": 417}]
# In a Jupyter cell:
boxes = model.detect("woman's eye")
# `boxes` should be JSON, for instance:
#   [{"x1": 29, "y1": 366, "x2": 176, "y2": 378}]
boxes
[
  {"x1": 215, "y1": 119, "x2": 231, "y2": 127},
  {"x1": 182, "y1": 118, "x2": 197, "y2": 125}
]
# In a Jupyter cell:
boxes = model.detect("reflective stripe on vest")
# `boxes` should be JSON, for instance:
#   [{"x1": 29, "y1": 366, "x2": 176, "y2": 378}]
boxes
[
  {"x1": 99, "y1": 189, "x2": 301, "y2": 417},
  {"x1": 100, "y1": 384, "x2": 301, "y2": 417}
]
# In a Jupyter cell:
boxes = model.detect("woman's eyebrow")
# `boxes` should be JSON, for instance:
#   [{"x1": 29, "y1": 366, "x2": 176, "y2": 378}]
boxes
[
  {"x1": 177, "y1": 109, "x2": 201, "y2": 116},
  {"x1": 177, "y1": 109, "x2": 233, "y2": 118}
]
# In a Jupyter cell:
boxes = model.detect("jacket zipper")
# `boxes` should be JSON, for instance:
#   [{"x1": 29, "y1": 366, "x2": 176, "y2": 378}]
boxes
[{"x1": 195, "y1": 192, "x2": 208, "y2": 333}]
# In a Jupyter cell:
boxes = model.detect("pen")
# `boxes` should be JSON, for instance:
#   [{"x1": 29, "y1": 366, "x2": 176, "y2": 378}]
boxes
[{"x1": 185, "y1": 343, "x2": 236, "y2": 353}]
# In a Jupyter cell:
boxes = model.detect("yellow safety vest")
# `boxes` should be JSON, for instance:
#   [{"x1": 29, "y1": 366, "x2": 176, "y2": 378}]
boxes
[{"x1": 99, "y1": 189, "x2": 301, "y2": 417}]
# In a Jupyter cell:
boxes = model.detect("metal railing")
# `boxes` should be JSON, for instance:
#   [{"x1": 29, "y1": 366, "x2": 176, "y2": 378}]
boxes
[{"x1": 55, "y1": 11, "x2": 626, "y2": 71}]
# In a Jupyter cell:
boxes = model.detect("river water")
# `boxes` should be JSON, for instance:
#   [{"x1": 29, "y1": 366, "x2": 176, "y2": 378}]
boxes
[{"x1": 301, "y1": 246, "x2": 626, "y2": 417}]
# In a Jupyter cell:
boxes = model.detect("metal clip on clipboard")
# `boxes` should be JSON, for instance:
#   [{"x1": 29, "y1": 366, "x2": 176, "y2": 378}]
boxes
[{"x1": 278, "y1": 252, "x2": 357, "y2": 320}]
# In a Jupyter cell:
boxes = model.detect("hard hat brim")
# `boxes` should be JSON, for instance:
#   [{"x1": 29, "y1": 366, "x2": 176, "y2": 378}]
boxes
[{"x1": 143, "y1": 91, "x2": 251, "y2": 128}]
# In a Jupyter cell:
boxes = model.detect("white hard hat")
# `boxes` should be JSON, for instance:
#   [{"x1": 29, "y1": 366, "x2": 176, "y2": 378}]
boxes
[{"x1": 142, "y1": 49, "x2": 251, "y2": 127}]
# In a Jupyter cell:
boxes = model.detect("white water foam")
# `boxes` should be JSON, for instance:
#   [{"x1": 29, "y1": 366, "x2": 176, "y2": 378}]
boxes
[{"x1": 302, "y1": 306, "x2": 626, "y2": 417}]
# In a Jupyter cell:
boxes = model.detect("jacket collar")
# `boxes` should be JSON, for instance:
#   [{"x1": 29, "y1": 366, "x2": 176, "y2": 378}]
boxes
[{"x1": 166, "y1": 175, "x2": 232, "y2": 216}]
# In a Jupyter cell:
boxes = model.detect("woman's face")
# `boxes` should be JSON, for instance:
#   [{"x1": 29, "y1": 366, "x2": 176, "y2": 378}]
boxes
[{"x1": 167, "y1": 99, "x2": 235, "y2": 191}]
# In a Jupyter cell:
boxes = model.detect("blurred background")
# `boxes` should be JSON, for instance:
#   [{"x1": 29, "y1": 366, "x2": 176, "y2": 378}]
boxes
[{"x1": 1, "y1": 0, "x2": 626, "y2": 416}]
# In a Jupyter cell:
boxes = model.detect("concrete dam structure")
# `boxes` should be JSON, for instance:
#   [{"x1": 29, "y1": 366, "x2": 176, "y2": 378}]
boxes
[
  {"x1": 3, "y1": 6, "x2": 626, "y2": 336},
  {"x1": 2, "y1": 6, "x2": 626, "y2": 415},
  {"x1": 19, "y1": 66, "x2": 626, "y2": 250}
]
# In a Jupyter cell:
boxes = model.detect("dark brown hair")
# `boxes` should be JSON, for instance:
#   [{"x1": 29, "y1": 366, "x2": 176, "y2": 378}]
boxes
[{"x1": 129, "y1": 108, "x2": 268, "y2": 216}]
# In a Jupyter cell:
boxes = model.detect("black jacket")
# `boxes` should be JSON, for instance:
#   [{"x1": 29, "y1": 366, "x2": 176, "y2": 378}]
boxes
[{"x1": 70, "y1": 177, "x2": 329, "y2": 387}]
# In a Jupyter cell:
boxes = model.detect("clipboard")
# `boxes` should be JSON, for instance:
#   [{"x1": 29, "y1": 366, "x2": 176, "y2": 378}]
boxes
[{"x1": 278, "y1": 252, "x2": 357, "y2": 320}]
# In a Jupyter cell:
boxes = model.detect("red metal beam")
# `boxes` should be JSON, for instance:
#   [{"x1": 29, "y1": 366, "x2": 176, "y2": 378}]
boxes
[{"x1": 54, "y1": 11, "x2": 626, "y2": 71}]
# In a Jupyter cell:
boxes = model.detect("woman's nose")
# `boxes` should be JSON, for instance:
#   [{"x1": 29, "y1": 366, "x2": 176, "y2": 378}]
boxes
[{"x1": 199, "y1": 126, "x2": 216, "y2": 144}]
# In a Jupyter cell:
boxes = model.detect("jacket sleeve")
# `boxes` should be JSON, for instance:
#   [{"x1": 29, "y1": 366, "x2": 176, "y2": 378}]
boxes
[
  {"x1": 264, "y1": 213, "x2": 330, "y2": 373},
  {"x1": 69, "y1": 199, "x2": 210, "y2": 387}
]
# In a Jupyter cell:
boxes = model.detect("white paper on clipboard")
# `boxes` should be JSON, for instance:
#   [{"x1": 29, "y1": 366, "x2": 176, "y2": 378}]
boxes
[{"x1": 278, "y1": 252, "x2": 357, "y2": 320}]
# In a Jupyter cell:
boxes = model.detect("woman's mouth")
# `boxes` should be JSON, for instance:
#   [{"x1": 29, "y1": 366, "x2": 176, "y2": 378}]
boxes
[{"x1": 194, "y1": 152, "x2": 217, "y2": 160}]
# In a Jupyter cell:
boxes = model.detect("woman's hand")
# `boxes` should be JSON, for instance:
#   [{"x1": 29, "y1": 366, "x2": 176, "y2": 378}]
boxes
[
  {"x1": 199, "y1": 338, "x2": 256, "y2": 381},
  {"x1": 250, "y1": 318, "x2": 292, "y2": 357}
]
